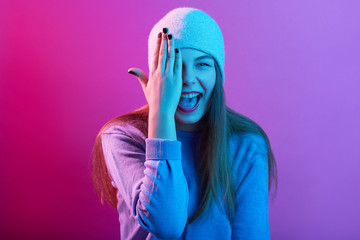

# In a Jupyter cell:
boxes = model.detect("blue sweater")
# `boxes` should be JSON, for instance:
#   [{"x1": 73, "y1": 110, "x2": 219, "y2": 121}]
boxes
[{"x1": 101, "y1": 120, "x2": 270, "y2": 240}]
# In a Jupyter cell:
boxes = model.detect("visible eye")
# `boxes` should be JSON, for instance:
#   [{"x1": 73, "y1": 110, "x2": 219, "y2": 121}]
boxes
[{"x1": 197, "y1": 63, "x2": 210, "y2": 67}]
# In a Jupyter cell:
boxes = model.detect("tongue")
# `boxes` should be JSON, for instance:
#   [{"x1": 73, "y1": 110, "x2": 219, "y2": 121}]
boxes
[{"x1": 179, "y1": 96, "x2": 197, "y2": 109}]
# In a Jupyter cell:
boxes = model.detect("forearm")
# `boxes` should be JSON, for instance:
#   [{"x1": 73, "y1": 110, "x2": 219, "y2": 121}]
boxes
[
  {"x1": 137, "y1": 138, "x2": 188, "y2": 239},
  {"x1": 101, "y1": 129, "x2": 188, "y2": 239},
  {"x1": 148, "y1": 110, "x2": 177, "y2": 140}
]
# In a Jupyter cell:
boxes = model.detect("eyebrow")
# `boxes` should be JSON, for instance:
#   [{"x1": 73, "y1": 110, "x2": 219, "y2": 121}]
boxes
[{"x1": 195, "y1": 55, "x2": 213, "y2": 61}]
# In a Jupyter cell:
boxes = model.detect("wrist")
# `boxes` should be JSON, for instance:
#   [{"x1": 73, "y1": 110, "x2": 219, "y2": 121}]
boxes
[
  {"x1": 148, "y1": 111, "x2": 177, "y2": 140},
  {"x1": 149, "y1": 109, "x2": 175, "y2": 121}
]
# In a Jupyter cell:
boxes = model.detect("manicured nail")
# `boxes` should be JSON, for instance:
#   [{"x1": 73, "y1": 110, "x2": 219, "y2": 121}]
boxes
[
  {"x1": 158, "y1": 32, "x2": 162, "y2": 38},
  {"x1": 163, "y1": 27, "x2": 168, "y2": 34},
  {"x1": 175, "y1": 48, "x2": 179, "y2": 53},
  {"x1": 128, "y1": 70, "x2": 136, "y2": 75},
  {"x1": 168, "y1": 34, "x2": 172, "y2": 40}
]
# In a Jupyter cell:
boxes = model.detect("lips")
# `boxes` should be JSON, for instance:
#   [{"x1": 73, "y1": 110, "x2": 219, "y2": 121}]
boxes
[
  {"x1": 178, "y1": 94, "x2": 202, "y2": 113},
  {"x1": 181, "y1": 91, "x2": 203, "y2": 96}
]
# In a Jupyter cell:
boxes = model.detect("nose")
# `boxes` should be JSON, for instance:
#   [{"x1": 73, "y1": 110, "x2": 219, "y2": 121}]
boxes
[{"x1": 182, "y1": 65, "x2": 196, "y2": 85}]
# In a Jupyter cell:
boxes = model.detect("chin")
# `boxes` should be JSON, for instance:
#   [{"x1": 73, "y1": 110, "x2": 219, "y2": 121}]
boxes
[
  {"x1": 175, "y1": 113, "x2": 201, "y2": 125},
  {"x1": 175, "y1": 108, "x2": 208, "y2": 130}
]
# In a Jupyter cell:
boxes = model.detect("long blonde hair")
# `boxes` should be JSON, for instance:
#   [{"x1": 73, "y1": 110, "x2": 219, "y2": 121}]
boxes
[{"x1": 92, "y1": 60, "x2": 278, "y2": 228}]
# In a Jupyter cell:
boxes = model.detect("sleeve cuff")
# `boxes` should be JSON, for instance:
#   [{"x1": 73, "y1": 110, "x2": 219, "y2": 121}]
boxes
[{"x1": 145, "y1": 138, "x2": 181, "y2": 160}]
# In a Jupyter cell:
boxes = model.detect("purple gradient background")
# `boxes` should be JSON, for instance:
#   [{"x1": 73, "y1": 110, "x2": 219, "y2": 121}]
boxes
[{"x1": 1, "y1": 0, "x2": 359, "y2": 239}]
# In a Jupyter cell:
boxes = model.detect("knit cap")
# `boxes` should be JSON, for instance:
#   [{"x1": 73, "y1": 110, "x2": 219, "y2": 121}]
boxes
[{"x1": 148, "y1": 7, "x2": 225, "y2": 84}]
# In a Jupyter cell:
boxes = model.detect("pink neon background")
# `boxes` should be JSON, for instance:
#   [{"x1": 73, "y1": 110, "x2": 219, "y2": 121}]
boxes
[{"x1": 1, "y1": 1, "x2": 359, "y2": 239}]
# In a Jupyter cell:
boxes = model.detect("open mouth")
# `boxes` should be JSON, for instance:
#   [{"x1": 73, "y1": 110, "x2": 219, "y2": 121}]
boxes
[{"x1": 178, "y1": 93, "x2": 202, "y2": 111}]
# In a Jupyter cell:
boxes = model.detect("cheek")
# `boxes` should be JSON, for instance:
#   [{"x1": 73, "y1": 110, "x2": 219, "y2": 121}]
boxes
[
  {"x1": 202, "y1": 71, "x2": 216, "y2": 93},
  {"x1": 200, "y1": 80, "x2": 215, "y2": 107}
]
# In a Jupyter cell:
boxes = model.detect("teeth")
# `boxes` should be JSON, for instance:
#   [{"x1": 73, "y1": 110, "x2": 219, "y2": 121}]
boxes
[{"x1": 181, "y1": 93, "x2": 200, "y2": 98}]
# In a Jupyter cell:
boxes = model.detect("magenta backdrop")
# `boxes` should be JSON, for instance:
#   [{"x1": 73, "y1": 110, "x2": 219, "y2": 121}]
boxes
[{"x1": 1, "y1": 0, "x2": 359, "y2": 239}]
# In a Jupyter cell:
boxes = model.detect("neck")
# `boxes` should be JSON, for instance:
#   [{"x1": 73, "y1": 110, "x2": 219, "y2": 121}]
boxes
[{"x1": 175, "y1": 117, "x2": 206, "y2": 132}]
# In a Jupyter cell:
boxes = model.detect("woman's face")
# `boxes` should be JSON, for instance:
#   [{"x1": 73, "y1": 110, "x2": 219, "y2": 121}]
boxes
[{"x1": 175, "y1": 48, "x2": 216, "y2": 132}]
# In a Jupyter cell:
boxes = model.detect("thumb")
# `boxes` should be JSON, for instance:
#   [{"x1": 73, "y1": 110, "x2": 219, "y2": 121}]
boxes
[{"x1": 128, "y1": 68, "x2": 148, "y2": 88}]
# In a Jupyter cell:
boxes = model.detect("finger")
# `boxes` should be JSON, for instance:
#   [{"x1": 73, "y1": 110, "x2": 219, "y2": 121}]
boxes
[
  {"x1": 152, "y1": 32, "x2": 162, "y2": 72},
  {"x1": 128, "y1": 67, "x2": 149, "y2": 89},
  {"x1": 158, "y1": 28, "x2": 168, "y2": 75},
  {"x1": 166, "y1": 33, "x2": 175, "y2": 76},
  {"x1": 174, "y1": 48, "x2": 182, "y2": 78}
]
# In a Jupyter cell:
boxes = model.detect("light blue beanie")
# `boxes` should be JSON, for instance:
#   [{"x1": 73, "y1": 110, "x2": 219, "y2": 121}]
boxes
[{"x1": 148, "y1": 7, "x2": 225, "y2": 84}]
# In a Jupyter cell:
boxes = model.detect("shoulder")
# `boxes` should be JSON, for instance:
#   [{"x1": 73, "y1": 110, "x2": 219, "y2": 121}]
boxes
[
  {"x1": 228, "y1": 132, "x2": 268, "y2": 170},
  {"x1": 229, "y1": 132, "x2": 268, "y2": 155},
  {"x1": 101, "y1": 119, "x2": 147, "y2": 145}
]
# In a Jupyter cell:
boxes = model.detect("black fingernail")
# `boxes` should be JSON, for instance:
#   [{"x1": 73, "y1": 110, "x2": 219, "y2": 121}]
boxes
[
  {"x1": 163, "y1": 28, "x2": 168, "y2": 34},
  {"x1": 168, "y1": 34, "x2": 172, "y2": 40},
  {"x1": 175, "y1": 48, "x2": 179, "y2": 53},
  {"x1": 158, "y1": 32, "x2": 162, "y2": 38},
  {"x1": 128, "y1": 70, "x2": 136, "y2": 75}
]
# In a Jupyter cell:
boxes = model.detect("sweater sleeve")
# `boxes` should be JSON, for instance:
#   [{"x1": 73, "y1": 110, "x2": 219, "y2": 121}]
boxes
[
  {"x1": 101, "y1": 129, "x2": 189, "y2": 239},
  {"x1": 231, "y1": 134, "x2": 270, "y2": 240}
]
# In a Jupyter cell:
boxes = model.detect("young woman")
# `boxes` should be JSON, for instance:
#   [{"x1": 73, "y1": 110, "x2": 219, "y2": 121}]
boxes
[{"x1": 92, "y1": 7, "x2": 277, "y2": 240}]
